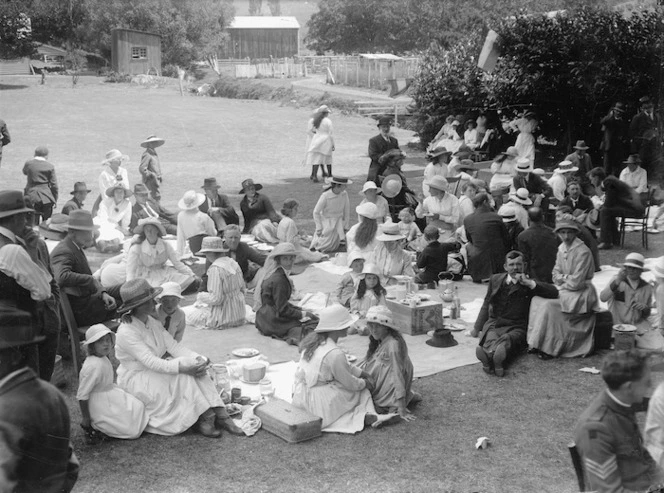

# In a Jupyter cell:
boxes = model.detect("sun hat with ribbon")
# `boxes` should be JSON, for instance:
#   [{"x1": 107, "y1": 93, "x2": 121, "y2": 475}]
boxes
[
  {"x1": 366, "y1": 305, "x2": 399, "y2": 330},
  {"x1": 515, "y1": 158, "x2": 532, "y2": 173},
  {"x1": 326, "y1": 176, "x2": 352, "y2": 186},
  {"x1": 652, "y1": 257, "x2": 664, "y2": 279},
  {"x1": 201, "y1": 178, "x2": 221, "y2": 189},
  {"x1": 457, "y1": 159, "x2": 477, "y2": 173},
  {"x1": 0, "y1": 303, "x2": 44, "y2": 349},
  {"x1": 118, "y1": 278, "x2": 163, "y2": 314},
  {"x1": 0, "y1": 190, "x2": 34, "y2": 219},
  {"x1": 573, "y1": 140, "x2": 590, "y2": 150},
  {"x1": 621, "y1": 252, "x2": 649, "y2": 271},
  {"x1": 554, "y1": 219, "x2": 580, "y2": 233},
  {"x1": 140, "y1": 135, "x2": 165, "y2": 148},
  {"x1": 554, "y1": 160, "x2": 578, "y2": 174},
  {"x1": 70, "y1": 182, "x2": 91, "y2": 195},
  {"x1": 359, "y1": 262, "x2": 381, "y2": 279},
  {"x1": 41, "y1": 213, "x2": 69, "y2": 233},
  {"x1": 67, "y1": 210, "x2": 99, "y2": 231},
  {"x1": 453, "y1": 144, "x2": 472, "y2": 159},
  {"x1": 356, "y1": 202, "x2": 380, "y2": 220},
  {"x1": 378, "y1": 149, "x2": 406, "y2": 166},
  {"x1": 426, "y1": 147, "x2": 452, "y2": 159},
  {"x1": 158, "y1": 281, "x2": 183, "y2": 300},
  {"x1": 82, "y1": 324, "x2": 115, "y2": 346},
  {"x1": 315, "y1": 105, "x2": 331, "y2": 114},
  {"x1": 381, "y1": 174, "x2": 403, "y2": 199},
  {"x1": 197, "y1": 236, "x2": 229, "y2": 255},
  {"x1": 105, "y1": 183, "x2": 133, "y2": 199},
  {"x1": 134, "y1": 217, "x2": 166, "y2": 237},
  {"x1": 101, "y1": 149, "x2": 129, "y2": 165},
  {"x1": 511, "y1": 188, "x2": 533, "y2": 206},
  {"x1": 268, "y1": 242, "x2": 299, "y2": 259},
  {"x1": 346, "y1": 251, "x2": 365, "y2": 267},
  {"x1": 376, "y1": 222, "x2": 406, "y2": 242},
  {"x1": 499, "y1": 146, "x2": 519, "y2": 158},
  {"x1": 427, "y1": 175, "x2": 449, "y2": 193},
  {"x1": 238, "y1": 179, "x2": 263, "y2": 194},
  {"x1": 178, "y1": 190, "x2": 206, "y2": 210},
  {"x1": 359, "y1": 181, "x2": 381, "y2": 195},
  {"x1": 498, "y1": 203, "x2": 517, "y2": 222},
  {"x1": 314, "y1": 304, "x2": 358, "y2": 333}
]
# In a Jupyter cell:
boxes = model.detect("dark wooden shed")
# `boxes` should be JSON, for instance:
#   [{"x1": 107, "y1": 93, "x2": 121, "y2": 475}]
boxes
[
  {"x1": 228, "y1": 16, "x2": 300, "y2": 59},
  {"x1": 111, "y1": 28, "x2": 161, "y2": 75}
]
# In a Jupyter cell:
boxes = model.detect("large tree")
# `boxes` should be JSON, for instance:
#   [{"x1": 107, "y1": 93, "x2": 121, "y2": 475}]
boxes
[{"x1": 0, "y1": 2, "x2": 35, "y2": 58}]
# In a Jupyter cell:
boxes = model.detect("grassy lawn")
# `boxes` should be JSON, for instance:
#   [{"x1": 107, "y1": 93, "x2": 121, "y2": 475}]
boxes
[{"x1": 2, "y1": 75, "x2": 663, "y2": 493}]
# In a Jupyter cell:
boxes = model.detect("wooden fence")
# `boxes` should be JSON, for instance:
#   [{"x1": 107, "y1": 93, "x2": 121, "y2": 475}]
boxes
[{"x1": 235, "y1": 60, "x2": 304, "y2": 78}]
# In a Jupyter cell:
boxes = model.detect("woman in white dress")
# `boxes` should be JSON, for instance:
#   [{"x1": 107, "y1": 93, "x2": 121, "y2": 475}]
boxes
[
  {"x1": 114, "y1": 279, "x2": 243, "y2": 438},
  {"x1": 277, "y1": 199, "x2": 327, "y2": 263},
  {"x1": 489, "y1": 146, "x2": 519, "y2": 195},
  {"x1": 311, "y1": 176, "x2": 351, "y2": 253},
  {"x1": 514, "y1": 111, "x2": 538, "y2": 163},
  {"x1": 346, "y1": 202, "x2": 380, "y2": 261},
  {"x1": 96, "y1": 183, "x2": 132, "y2": 249},
  {"x1": 358, "y1": 181, "x2": 390, "y2": 223},
  {"x1": 176, "y1": 190, "x2": 217, "y2": 256},
  {"x1": 93, "y1": 149, "x2": 131, "y2": 216},
  {"x1": 292, "y1": 304, "x2": 395, "y2": 433},
  {"x1": 422, "y1": 148, "x2": 451, "y2": 197},
  {"x1": 415, "y1": 175, "x2": 460, "y2": 238},
  {"x1": 77, "y1": 324, "x2": 148, "y2": 440},
  {"x1": 187, "y1": 236, "x2": 246, "y2": 329},
  {"x1": 464, "y1": 120, "x2": 479, "y2": 150},
  {"x1": 126, "y1": 217, "x2": 198, "y2": 291},
  {"x1": 306, "y1": 105, "x2": 335, "y2": 182},
  {"x1": 372, "y1": 223, "x2": 415, "y2": 284}
]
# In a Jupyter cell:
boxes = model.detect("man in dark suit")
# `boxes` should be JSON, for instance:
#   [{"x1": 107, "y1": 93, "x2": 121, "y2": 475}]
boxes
[
  {"x1": 367, "y1": 116, "x2": 400, "y2": 182},
  {"x1": 600, "y1": 102, "x2": 628, "y2": 176},
  {"x1": 50, "y1": 210, "x2": 122, "y2": 327},
  {"x1": 23, "y1": 146, "x2": 58, "y2": 223},
  {"x1": 512, "y1": 158, "x2": 553, "y2": 210},
  {"x1": 517, "y1": 207, "x2": 559, "y2": 283},
  {"x1": 559, "y1": 181, "x2": 594, "y2": 217},
  {"x1": 630, "y1": 96, "x2": 659, "y2": 177},
  {"x1": 61, "y1": 182, "x2": 90, "y2": 215},
  {"x1": 129, "y1": 184, "x2": 177, "y2": 235},
  {"x1": 199, "y1": 177, "x2": 239, "y2": 230},
  {"x1": 470, "y1": 250, "x2": 558, "y2": 377},
  {"x1": 0, "y1": 117, "x2": 9, "y2": 168}
]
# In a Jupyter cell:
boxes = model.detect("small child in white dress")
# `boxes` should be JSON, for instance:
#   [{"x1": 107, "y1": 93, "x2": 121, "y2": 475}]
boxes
[
  {"x1": 77, "y1": 324, "x2": 149, "y2": 442},
  {"x1": 336, "y1": 252, "x2": 365, "y2": 307},
  {"x1": 349, "y1": 263, "x2": 386, "y2": 335}
]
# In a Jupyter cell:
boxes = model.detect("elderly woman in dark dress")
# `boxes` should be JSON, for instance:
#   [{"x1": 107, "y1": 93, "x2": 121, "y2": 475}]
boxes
[
  {"x1": 378, "y1": 149, "x2": 417, "y2": 222},
  {"x1": 239, "y1": 179, "x2": 280, "y2": 243},
  {"x1": 253, "y1": 243, "x2": 318, "y2": 345}
]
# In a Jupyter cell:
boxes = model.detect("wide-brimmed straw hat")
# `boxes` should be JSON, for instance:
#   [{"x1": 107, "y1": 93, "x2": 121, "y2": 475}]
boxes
[
  {"x1": 238, "y1": 179, "x2": 263, "y2": 194},
  {"x1": 315, "y1": 105, "x2": 331, "y2": 114},
  {"x1": 366, "y1": 305, "x2": 399, "y2": 330},
  {"x1": 515, "y1": 158, "x2": 532, "y2": 173},
  {"x1": 359, "y1": 262, "x2": 381, "y2": 279},
  {"x1": 41, "y1": 213, "x2": 69, "y2": 233},
  {"x1": 427, "y1": 175, "x2": 449, "y2": 192},
  {"x1": 326, "y1": 176, "x2": 352, "y2": 186},
  {"x1": 652, "y1": 257, "x2": 664, "y2": 279},
  {"x1": 0, "y1": 190, "x2": 34, "y2": 219},
  {"x1": 532, "y1": 168, "x2": 545, "y2": 176},
  {"x1": 82, "y1": 324, "x2": 115, "y2": 346},
  {"x1": 585, "y1": 209, "x2": 601, "y2": 231},
  {"x1": 379, "y1": 149, "x2": 406, "y2": 166},
  {"x1": 457, "y1": 159, "x2": 476, "y2": 173},
  {"x1": 426, "y1": 147, "x2": 452, "y2": 159},
  {"x1": 134, "y1": 217, "x2": 166, "y2": 237},
  {"x1": 140, "y1": 135, "x2": 165, "y2": 148},
  {"x1": 453, "y1": 144, "x2": 472, "y2": 158},
  {"x1": 376, "y1": 222, "x2": 406, "y2": 242},
  {"x1": 67, "y1": 210, "x2": 99, "y2": 231},
  {"x1": 197, "y1": 236, "x2": 229, "y2": 255},
  {"x1": 268, "y1": 242, "x2": 299, "y2": 259},
  {"x1": 498, "y1": 203, "x2": 517, "y2": 222},
  {"x1": 554, "y1": 220, "x2": 580, "y2": 233},
  {"x1": 118, "y1": 278, "x2": 163, "y2": 314},
  {"x1": 554, "y1": 160, "x2": 578, "y2": 174},
  {"x1": 202, "y1": 178, "x2": 221, "y2": 189},
  {"x1": 359, "y1": 181, "x2": 380, "y2": 195},
  {"x1": 105, "y1": 183, "x2": 133, "y2": 199},
  {"x1": 178, "y1": 190, "x2": 205, "y2": 210},
  {"x1": 347, "y1": 251, "x2": 365, "y2": 267},
  {"x1": 356, "y1": 202, "x2": 380, "y2": 219},
  {"x1": 426, "y1": 328, "x2": 458, "y2": 348},
  {"x1": 573, "y1": 140, "x2": 590, "y2": 150},
  {"x1": 620, "y1": 252, "x2": 649, "y2": 271},
  {"x1": 0, "y1": 304, "x2": 45, "y2": 349},
  {"x1": 314, "y1": 304, "x2": 358, "y2": 333},
  {"x1": 381, "y1": 174, "x2": 403, "y2": 199},
  {"x1": 102, "y1": 149, "x2": 129, "y2": 165},
  {"x1": 70, "y1": 182, "x2": 91, "y2": 195},
  {"x1": 511, "y1": 188, "x2": 533, "y2": 206},
  {"x1": 499, "y1": 146, "x2": 519, "y2": 158},
  {"x1": 158, "y1": 281, "x2": 183, "y2": 300}
]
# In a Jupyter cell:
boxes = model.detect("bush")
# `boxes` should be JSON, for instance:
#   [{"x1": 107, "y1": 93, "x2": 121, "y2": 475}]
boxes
[
  {"x1": 161, "y1": 64, "x2": 181, "y2": 78},
  {"x1": 104, "y1": 71, "x2": 133, "y2": 83}
]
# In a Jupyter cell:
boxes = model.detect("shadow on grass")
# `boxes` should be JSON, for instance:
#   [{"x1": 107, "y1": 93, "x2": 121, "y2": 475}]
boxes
[{"x1": 0, "y1": 83, "x2": 29, "y2": 90}]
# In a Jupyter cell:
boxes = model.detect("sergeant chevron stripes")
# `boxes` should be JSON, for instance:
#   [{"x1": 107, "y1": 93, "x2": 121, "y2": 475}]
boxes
[{"x1": 585, "y1": 456, "x2": 618, "y2": 480}]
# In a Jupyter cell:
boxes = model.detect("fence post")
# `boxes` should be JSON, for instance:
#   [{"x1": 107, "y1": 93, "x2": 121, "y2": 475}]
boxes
[
  {"x1": 394, "y1": 105, "x2": 398, "y2": 126},
  {"x1": 356, "y1": 61, "x2": 359, "y2": 87}
]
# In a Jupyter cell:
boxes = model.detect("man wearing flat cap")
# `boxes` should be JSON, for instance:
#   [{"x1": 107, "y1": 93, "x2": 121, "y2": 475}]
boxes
[
  {"x1": 368, "y1": 116, "x2": 400, "y2": 183},
  {"x1": 0, "y1": 304, "x2": 79, "y2": 492}
]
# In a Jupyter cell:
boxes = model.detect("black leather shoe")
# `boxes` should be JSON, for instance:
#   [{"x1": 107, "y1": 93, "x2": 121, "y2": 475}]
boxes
[
  {"x1": 475, "y1": 346, "x2": 494, "y2": 374},
  {"x1": 493, "y1": 344, "x2": 507, "y2": 377}
]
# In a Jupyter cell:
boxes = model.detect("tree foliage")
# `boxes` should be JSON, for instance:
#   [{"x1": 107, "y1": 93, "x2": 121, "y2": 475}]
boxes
[
  {"x1": 0, "y1": 2, "x2": 35, "y2": 58},
  {"x1": 412, "y1": 6, "x2": 663, "y2": 149}
]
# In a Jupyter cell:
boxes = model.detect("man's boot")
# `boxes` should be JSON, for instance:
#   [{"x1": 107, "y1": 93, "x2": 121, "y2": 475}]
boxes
[
  {"x1": 213, "y1": 407, "x2": 244, "y2": 436},
  {"x1": 196, "y1": 409, "x2": 221, "y2": 438}
]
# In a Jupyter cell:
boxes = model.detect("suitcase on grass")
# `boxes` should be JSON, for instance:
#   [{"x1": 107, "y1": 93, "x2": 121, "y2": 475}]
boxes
[{"x1": 255, "y1": 398, "x2": 322, "y2": 443}]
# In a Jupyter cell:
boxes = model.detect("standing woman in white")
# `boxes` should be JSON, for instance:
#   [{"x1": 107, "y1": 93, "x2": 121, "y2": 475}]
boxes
[{"x1": 306, "y1": 105, "x2": 335, "y2": 183}]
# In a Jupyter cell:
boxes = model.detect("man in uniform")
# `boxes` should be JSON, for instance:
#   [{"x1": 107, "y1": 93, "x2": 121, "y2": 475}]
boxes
[{"x1": 575, "y1": 350, "x2": 664, "y2": 491}]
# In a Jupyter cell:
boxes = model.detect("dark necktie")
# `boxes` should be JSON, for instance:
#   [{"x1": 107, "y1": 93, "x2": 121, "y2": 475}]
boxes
[{"x1": 164, "y1": 316, "x2": 171, "y2": 330}]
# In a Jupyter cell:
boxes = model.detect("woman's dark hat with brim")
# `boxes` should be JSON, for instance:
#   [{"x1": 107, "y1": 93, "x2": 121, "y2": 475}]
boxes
[
  {"x1": 426, "y1": 328, "x2": 458, "y2": 348},
  {"x1": 0, "y1": 303, "x2": 45, "y2": 349},
  {"x1": 105, "y1": 184, "x2": 133, "y2": 198},
  {"x1": 239, "y1": 179, "x2": 263, "y2": 194},
  {"x1": 0, "y1": 190, "x2": 34, "y2": 219},
  {"x1": 426, "y1": 147, "x2": 452, "y2": 159},
  {"x1": 140, "y1": 135, "x2": 165, "y2": 148},
  {"x1": 118, "y1": 278, "x2": 163, "y2": 314}
]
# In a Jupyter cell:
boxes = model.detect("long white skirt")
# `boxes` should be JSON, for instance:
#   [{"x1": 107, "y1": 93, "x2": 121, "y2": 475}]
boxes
[
  {"x1": 251, "y1": 219, "x2": 279, "y2": 244},
  {"x1": 89, "y1": 386, "x2": 149, "y2": 439}
]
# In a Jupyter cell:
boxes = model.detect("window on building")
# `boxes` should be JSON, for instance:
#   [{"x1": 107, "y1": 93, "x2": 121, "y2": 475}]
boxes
[{"x1": 131, "y1": 47, "x2": 147, "y2": 60}]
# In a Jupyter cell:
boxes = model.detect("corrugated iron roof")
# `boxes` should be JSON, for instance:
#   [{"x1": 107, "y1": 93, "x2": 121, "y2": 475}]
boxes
[
  {"x1": 36, "y1": 44, "x2": 67, "y2": 56},
  {"x1": 359, "y1": 53, "x2": 402, "y2": 60},
  {"x1": 229, "y1": 16, "x2": 300, "y2": 29}
]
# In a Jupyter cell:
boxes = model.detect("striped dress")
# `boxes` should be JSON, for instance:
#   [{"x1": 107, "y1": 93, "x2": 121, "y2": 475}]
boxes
[{"x1": 189, "y1": 257, "x2": 245, "y2": 329}]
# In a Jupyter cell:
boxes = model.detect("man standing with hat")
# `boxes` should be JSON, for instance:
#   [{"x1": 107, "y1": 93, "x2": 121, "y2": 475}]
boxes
[
  {"x1": 565, "y1": 140, "x2": 593, "y2": 194},
  {"x1": 600, "y1": 102, "x2": 628, "y2": 176},
  {"x1": 23, "y1": 146, "x2": 58, "y2": 223},
  {"x1": 129, "y1": 183, "x2": 177, "y2": 235},
  {"x1": 0, "y1": 304, "x2": 79, "y2": 492},
  {"x1": 61, "y1": 182, "x2": 90, "y2": 215},
  {"x1": 368, "y1": 116, "x2": 400, "y2": 182},
  {"x1": 139, "y1": 135, "x2": 165, "y2": 201},
  {"x1": 630, "y1": 96, "x2": 659, "y2": 177},
  {"x1": 199, "y1": 177, "x2": 239, "y2": 230},
  {"x1": 50, "y1": 210, "x2": 122, "y2": 327}
]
